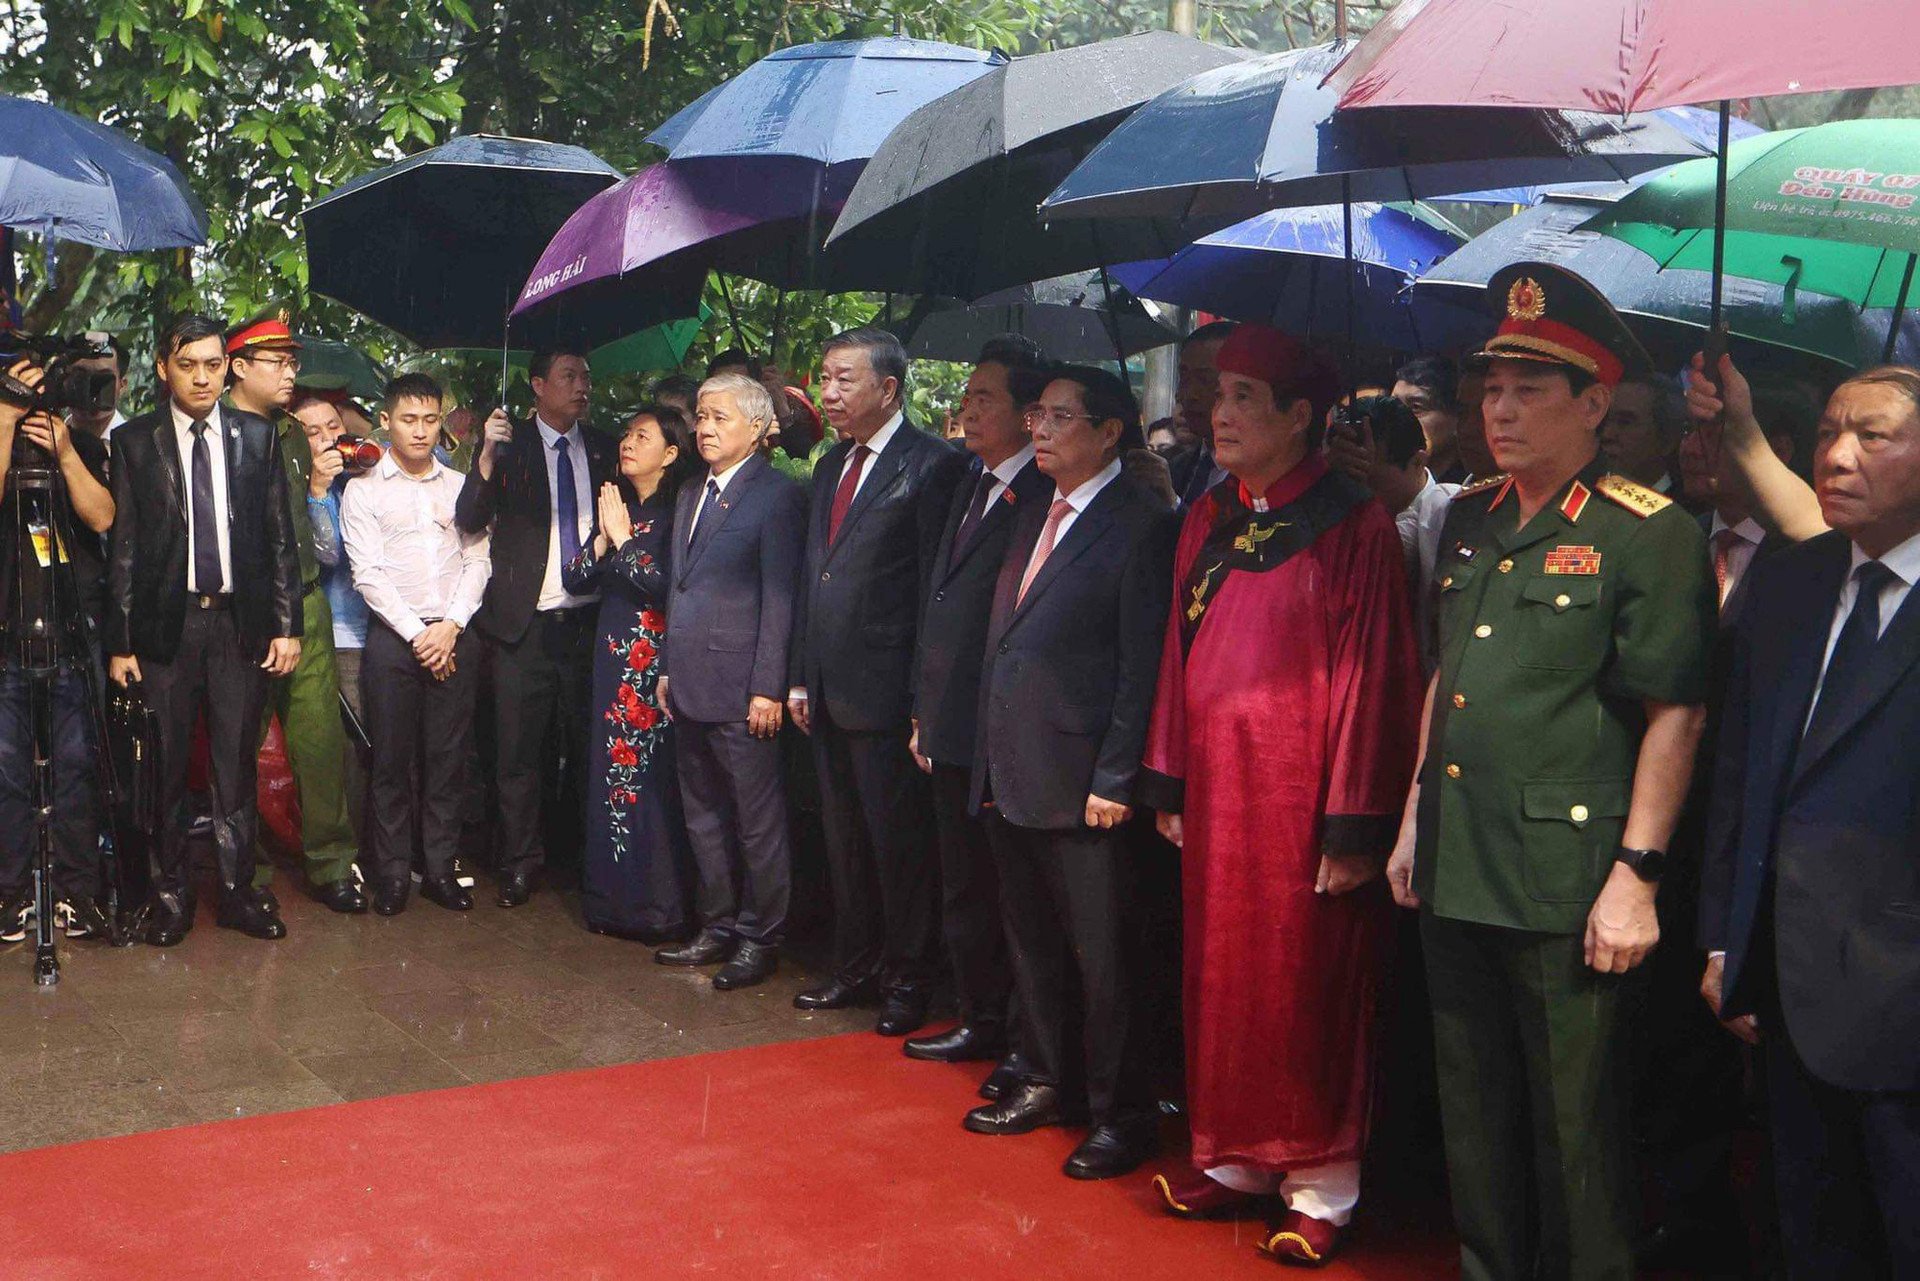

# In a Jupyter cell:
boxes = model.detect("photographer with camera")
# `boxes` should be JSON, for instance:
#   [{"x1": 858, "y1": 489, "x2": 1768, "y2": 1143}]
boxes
[
  {"x1": 66, "y1": 334, "x2": 127, "y2": 444},
  {"x1": 105, "y1": 313, "x2": 303, "y2": 947},
  {"x1": 0, "y1": 354, "x2": 115, "y2": 942},
  {"x1": 225, "y1": 315, "x2": 360, "y2": 914}
]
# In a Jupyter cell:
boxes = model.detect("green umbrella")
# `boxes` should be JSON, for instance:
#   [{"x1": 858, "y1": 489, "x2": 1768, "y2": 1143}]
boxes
[
  {"x1": 1587, "y1": 120, "x2": 1920, "y2": 358},
  {"x1": 293, "y1": 335, "x2": 391, "y2": 401},
  {"x1": 452, "y1": 308, "x2": 708, "y2": 377}
]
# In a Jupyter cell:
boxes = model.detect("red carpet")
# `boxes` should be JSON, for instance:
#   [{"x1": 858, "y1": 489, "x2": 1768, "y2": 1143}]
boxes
[{"x1": 0, "y1": 1031, "x2": 1454, "y2": 1279}]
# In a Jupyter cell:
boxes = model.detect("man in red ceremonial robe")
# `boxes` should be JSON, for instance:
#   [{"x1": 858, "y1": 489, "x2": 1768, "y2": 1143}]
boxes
[{"x1": 1139, "y1": 325, "x2": 1423, "y2": 1266}]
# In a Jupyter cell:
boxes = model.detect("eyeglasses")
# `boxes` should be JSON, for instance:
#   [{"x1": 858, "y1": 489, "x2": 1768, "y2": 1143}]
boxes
[
  {"x1": 245, "y1": 353, "x2": 301, "y2": 374},
  {"x1": 1023, "y1": 407, "x2": 1097, "y2": 430}
]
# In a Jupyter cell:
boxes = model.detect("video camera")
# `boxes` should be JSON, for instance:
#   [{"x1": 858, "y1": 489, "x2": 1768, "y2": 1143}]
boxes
[{"x1": 0, "y1": 332, "x2": 119, "y2": 419}]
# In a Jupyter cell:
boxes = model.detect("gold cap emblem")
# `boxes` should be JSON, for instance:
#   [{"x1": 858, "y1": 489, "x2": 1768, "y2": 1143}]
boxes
[{"x1": 1507, "y1": 276, "x2": 1546, "y2": 322}]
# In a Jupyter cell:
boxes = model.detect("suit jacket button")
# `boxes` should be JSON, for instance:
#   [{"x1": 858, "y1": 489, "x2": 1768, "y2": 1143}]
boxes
[
  {"x1": 934, "y1": 591, "x2": 944, "y2": 601},
  {"x1": 821, "y1": 571, "x2": 831, "y2": 582},
  {"x1": 997, "y1": 643, "x2": 1009, "y2": 654}
]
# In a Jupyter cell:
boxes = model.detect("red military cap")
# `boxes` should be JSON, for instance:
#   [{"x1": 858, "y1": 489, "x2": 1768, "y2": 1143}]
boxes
[
  {"x1": 1464, "y1": 262, "x2": 1651, "y2": 389},
  {"x1": 1214, "y1": 324, "x2": 1339, "y2": 408},
  {"x1": 226, "y1": 312, "x2": 301, "y2": 356}
]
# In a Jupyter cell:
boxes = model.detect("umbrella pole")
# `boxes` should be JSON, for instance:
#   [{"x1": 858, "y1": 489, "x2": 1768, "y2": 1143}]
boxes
[
  {"x1": 1885, "y1": 252, "x2": 1917, "y2": 364},
  {"x1": 1097, "y1": 264, "x2": 1128, "y2": 372},
  {"x1": 499, "y1": 299, "x2": 512, "y2": 407},
  {"x1": 1343, "y1": 175, "x2": 1358, "y2": 405},
  {"x1": 1705, "y1": 100, "x2": 1732, "y2": 368},
  {"x1": 719, "y1": 274, "x2": 746, "y2": 348},
  {"x1": 772, "y1": 288, "x2": 786, "y2": 367}
]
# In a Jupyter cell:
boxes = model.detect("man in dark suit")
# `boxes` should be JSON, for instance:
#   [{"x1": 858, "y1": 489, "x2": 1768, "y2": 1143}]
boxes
[
  {"x1": 654, "y1": 373, "x2": 805, "y2": 990},
  {"x1": 456, "y1": 345, "x2": 615, "y2": 907},
  {"x1": 105, "y1": 313, "x2": 303, "y2": 945},
  {"x1": 786, "y1": 328, "x2": 966, "y2": 1035},
  {"x1": 960, "y1": 365, "x2": 1176, "y2": 1182},
  {"x1": 904, "y1": 335, "x2": 1053, "y2": 1078},
  {"x1": 1697, "y1": 359, "x2": 1920, "y2": 1279},
  {"x1": 1167, "y1": 320, "x2": 1235, "y2": 507}
]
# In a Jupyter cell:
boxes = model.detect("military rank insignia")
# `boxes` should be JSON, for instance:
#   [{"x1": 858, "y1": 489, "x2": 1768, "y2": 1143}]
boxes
[{"x1": 1543, "y1": 545, "x2": 1601, "y2": 575}]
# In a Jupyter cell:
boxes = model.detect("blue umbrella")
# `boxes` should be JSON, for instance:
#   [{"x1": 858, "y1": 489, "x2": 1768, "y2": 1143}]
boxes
[
  {"x1": 0, "y1": 96, "x2": 206, "y2": 250},
  {"x1": 1449, "y1": 107, "x2": 1767, "y2": 206},
  {"x1": 1413, "y1": 194, "x2": 1920, "y2": 371},
  {"x1": 1039, "y1": 42, "x2": 1706, "y2": 232},
  {"x1": 1110, "y1": 203, "x2": 1485, "y2": 354},
  {"x1": 648, "y1": 38, "x2": 1007, "y2": 164}
]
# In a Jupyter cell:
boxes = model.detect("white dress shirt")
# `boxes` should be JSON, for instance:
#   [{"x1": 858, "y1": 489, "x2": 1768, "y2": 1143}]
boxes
[
  {"x1": 979, "y1": 442, "x2": 1035, "y2": 502},
  {"x1": 1707, "y1": 513, "x2": 1766, "y2": 611},
  {"x1": 102, "y1": 408, "x2": 127, "y2": 443},
  {"x1": 535, "y1": 416, "x2": 597, "y2": 611},
  {"x1": 1017, "y1": 456, "x2": 1122, "y2": 590},
  {"x1": 171, "y1": 401, "x2": 233, "y2": 593},
  {"x1": 1804, "y1": 530, "x2": 1920, "y2": 731},
  {"x1": 837, "y1": 411, "x2": 904, "y2": 503},
  {"x1": 341, "y1": 454, "x2": 492, "y2": 642},
  {"x1": 1396, "y1": 470, "x2": 1460, "y2": 592},
  {"x1": 687, "y1": 454, "x2": 753, "y2": 546}
]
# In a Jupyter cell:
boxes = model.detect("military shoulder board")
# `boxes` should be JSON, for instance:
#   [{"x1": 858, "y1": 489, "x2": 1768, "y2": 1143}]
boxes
[{"x1": 1593, "y1": 473, "x2": 1672, "y2": 518}]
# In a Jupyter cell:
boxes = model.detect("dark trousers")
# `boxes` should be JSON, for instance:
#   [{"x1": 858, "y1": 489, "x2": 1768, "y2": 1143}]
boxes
[
  {"x1": 491, "y1": 609, "x2": 593, "y2": 878},
  {"x1": 143, "y1": 607, "x2": 268, "y2": 894},
  {"x1": 1767, "y1": 1024, "x2": 1920, "y2": 1280},
  {"x1": 930, "y1": 761, "x2": 1008, "y2": 1031},
  {"x1": 1420, "y1": 910, "x2": 1636, "y2": 1281},
  {"x1": 985, "y1": 811, "x2": 1137, "y2": 1125},
  {"x1": 363, "y1": 623, "x2": 475, "y2": 887},
  {"x1": 0, "y1": 661, "x2": 102, "y2": 898},
  {"x1": 810, "y1": 707, "x2": 937, "y2": 991},
  {"x1": 677, "y1": 717, "x2": 791, "y2": 944}
]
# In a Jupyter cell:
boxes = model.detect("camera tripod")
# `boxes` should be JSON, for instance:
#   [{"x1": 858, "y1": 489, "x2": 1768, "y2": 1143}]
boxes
[{"x1": 8, "y1": 445, "x2": 128, "y2": 986}]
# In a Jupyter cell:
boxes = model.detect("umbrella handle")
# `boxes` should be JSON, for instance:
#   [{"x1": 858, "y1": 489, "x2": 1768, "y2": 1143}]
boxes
[{"x1": 1702, "y1": 321, "x2": 1730, "y2": 374}]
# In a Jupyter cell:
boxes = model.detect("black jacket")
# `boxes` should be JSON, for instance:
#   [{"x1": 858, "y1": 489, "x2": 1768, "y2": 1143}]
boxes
[
  {"x1": 662, "y1": 453, "x2": 807, "y2": 724},
  {"x1": 970, "y1": 470, "x2": 1176, "y2": 830},
  {"x1": 789, "y1": 420, "x2": 966, "y2": 732},
  {"x1": 0, "y1": 429, "x2": 110, "y2": 646},
  {"x1": 1701, "y1": 530, "x2": 1920, "y2": 1091},
  {"x1": 454, "y1": 417, "x2": 616, "y2": 645},
  {"x1": 105, "y1": 405, "x2": 302, "y2": 664},
  {"x1": 912, "y1": 454, "x2": 1051, "y2": 768}
]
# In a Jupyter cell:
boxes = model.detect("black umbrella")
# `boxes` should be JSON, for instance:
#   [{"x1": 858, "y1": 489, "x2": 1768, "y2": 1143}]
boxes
[
  {"x1": 902, "y1": 270, "x2": 1177, "y2": 363},
  {"x1": 823, "y1": 32, "x2": 1245, "y2": 298},
  {"x1": 303, "y1": 134, "x2": 620, "y2": 350}
]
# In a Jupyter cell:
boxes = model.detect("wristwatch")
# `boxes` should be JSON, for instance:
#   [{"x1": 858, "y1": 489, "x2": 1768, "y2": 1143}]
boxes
[{"x1": 1615, "y1": 846, "x2": 1666, "y2": 883}]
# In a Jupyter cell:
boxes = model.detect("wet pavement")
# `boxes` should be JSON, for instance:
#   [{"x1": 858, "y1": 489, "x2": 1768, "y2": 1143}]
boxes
[{"x1": 0, "y1": 885, "x2": 867, "y2": 1154}]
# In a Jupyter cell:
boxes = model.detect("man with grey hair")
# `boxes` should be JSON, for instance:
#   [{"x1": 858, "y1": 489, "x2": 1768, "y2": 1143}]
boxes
[
  {"x1": 1602, "y1": 373, "x2": 1688, "y2": 496},
  {"x1": 654, "y1": 372, "x2": 807, "y2": 991}
]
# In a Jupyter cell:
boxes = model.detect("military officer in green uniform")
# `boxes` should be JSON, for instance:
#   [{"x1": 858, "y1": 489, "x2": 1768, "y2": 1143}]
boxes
[
  {"x1": 226, "y1": 315, "x2": 363, "y2": 913},
  {"x1": 1386, "y1": 263, "x2": 1716, "y2": 1280}
]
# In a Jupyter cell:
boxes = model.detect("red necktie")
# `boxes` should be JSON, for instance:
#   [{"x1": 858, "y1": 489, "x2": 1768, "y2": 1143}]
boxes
[
  {"x1": 1017, "y1": 499, "x2": 1074, "y2": 606},
  {"x1": 828, "y1": 444, "x2": 871, "y2": 545},
  {"x1": 1711, "y1": 526, "x2": 1741, "y2": 608}
]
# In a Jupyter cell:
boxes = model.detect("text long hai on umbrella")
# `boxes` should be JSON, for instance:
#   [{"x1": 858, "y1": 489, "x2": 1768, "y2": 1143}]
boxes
[
  {"x1": 1325, "y1": 0, "x2": 1920, "y2": 352},
  {"x1": 0, "y1": 96, "x2": 206, "y2": 250},
  {"x1": 303, "y1": 134, "x2": 620, "y2": 350},
  {"x1": 1110, "y1": 203, "x2": 1482, "y2": 355},
  {"x1": 824, "y1": 31, "x2": 1246, "y2": 298},
  {"x1": 1414, "y1": 194, "x2": 1918, "y2": 372}
]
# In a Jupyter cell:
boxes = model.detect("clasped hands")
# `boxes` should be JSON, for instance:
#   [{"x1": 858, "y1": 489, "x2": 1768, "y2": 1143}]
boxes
[{"x1": 412, "y1": 620, "x2": 459, "y2": 680}]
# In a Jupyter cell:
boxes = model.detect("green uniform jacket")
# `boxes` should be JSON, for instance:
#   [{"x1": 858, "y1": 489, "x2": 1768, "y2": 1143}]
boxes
[{"x1": 1413, "y1": 457, "x2": 1715, "y2": 934}]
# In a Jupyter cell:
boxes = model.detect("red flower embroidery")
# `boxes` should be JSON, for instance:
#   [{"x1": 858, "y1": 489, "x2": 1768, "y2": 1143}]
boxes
[
  {"x1": 609, "y1": 739, "x2": 638, "y2": 768},
  {"x1": 632, "y1": 703, "x2": 659, "y2": 731},
  {"x1": 639, "y1": 609, "x2": 666, "y2": 633},
  {"x1": 627, "y1": 638, "x2": 656, "y2": 671}
]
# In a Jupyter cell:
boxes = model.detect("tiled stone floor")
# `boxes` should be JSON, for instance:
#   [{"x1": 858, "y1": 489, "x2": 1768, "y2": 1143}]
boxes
[{"x1": 0, "y1": 884, "x2": 868, "y2": 1155}]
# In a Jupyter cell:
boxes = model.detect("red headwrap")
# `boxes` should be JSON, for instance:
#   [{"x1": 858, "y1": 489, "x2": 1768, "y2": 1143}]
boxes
[{"x1": 1214, "y1": 324, "x2": 1339, "y2": 414}]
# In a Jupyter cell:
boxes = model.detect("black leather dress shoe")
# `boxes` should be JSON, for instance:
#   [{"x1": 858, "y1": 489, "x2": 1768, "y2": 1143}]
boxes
[
  {"x1": 215, "y1": 888, "x2": 287, "y2": 940},
  {"x1": 311, "y1": 878, "x2": 366, "y2": 914},
  {"x1": 713, "y1": 940, "x2": 778, "y2": 990},
  {"x1": 419, "y1": 874, "x2": 473, "y2": 911},
  {"x1": 1062, "y1": 1115, "x2": 1160, "y2": 1180},
  {"x1": 655, "y1": 926, "x2": 732, "y2": 967},
  {"x1": 495, "y1": 869, "x2": 537, "y2": 908},
  {"x1": 978, "y1": 1052, "x2": 1029, "y2": 1101},
  {"x1": 964, "y1": 1083, "x2": 1063, "y2": 1135},
  {"x1": 793, "y1": 971, "x2": 879, "y2": 1010},
  {"x1": 875, "y1": 989, "x2": 932, "y2": 1037},
  {"x1": 144, "y1": 891, "x2": 194, "y2": 947},
  {"x1": 371, "y1": 881, "x2": 409, "y2": 916},
  {"x1": 905, "y1": 1024, "x2": 1005, "y2": 1063}
]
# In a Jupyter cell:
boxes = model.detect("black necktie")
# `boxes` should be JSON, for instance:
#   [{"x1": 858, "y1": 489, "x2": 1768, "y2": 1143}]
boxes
[
  {"x1": 1807, "y1": 559, "x2": 1897, "y2": 737},
  {"x1": 189, "y1": 419, "x2": 223, "y2": 594},
  {"x1": 688, "y1": 478, "x2": 722, "y2": 554},
  {"x1": 952, "y1": 471, "x2": 996, "y2": 561}
]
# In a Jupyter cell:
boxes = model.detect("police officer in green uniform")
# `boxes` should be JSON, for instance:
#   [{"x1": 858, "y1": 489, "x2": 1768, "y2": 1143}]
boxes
[
  {"x1": 226, "y1": 316, "x2": 363, "y2": 913},
  {"x1": 1386, "y1": 263, "x2": 1716, "y2": 1280}
]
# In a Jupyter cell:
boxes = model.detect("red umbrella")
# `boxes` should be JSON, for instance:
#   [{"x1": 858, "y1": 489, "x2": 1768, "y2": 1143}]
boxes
[{"x1": 1325, "y1": 0, "x2": 1920, "y2": 355}]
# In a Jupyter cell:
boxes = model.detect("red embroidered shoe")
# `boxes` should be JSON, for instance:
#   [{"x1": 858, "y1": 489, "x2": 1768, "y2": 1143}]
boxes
[
  {"x1": 1151, "y1": 1171, "x2": 1264, "y2": 1219},
  {"x1": 1259, "y1": 1210, "x2": 1345, "y2": 1267}
]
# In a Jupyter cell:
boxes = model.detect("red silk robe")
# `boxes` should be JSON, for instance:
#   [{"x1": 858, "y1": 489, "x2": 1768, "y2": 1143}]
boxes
[{"x1": 1143, "y1": 455, "x2": 1422, "y2": 1172}]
